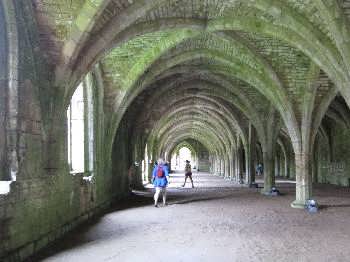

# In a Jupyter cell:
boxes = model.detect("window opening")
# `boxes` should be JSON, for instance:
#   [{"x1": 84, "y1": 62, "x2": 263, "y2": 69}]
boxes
[{"x1": 67, "y1": 83, "x2": 85, "y2": 173}]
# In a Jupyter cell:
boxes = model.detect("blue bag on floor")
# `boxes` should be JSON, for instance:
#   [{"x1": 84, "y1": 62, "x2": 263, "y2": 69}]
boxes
[
  {"x1": 305, "y1": 199, "x2": 318, "y2": 213},
  {"x1": 270, "y1": 187, "x2": 280, "y2": 196}
]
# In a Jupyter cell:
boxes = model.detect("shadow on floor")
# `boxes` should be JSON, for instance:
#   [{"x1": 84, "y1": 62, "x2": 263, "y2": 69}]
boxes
[
  {"x1": 168, "y1": 195, "x2": 233, "y2": 205},
  {"x1": 26, "y1": 188, "x2": 241, "y2": 261},
  {"x1": 318, "y1": 204, "x2": 350, "y2": 210},
  {"x1": 26, "y1": 194, "x2": 152, "y2": 262}
]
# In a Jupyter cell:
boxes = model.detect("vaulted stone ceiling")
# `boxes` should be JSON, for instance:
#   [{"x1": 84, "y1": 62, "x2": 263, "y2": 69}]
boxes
[
  {"x1": 4, "y1": 2, "x2": 350, "y2": 260},
  {"x1": 32, "y1": 0, "x2": 350, "y2": 206}
]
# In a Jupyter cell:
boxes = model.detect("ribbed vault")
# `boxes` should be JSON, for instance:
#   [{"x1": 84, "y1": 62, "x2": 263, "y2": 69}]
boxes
[
  {"x1": 33, "y1": 0, "x2": 350, "y2": 207},
  {"x1": 5, "y1": 2, "x2": 350, "y2": 260}
]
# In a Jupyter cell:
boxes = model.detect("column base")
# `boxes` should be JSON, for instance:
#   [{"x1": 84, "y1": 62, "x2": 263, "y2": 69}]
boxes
[
  {"x1": 291, "y1": 200, "x2": 306, "y2": 209},
  {"x1": 260, "y1": 189, "x2": 270, "y2": 195},
  {"x1": 261, "y1": 187, "x2": 280, "y2": 196}
]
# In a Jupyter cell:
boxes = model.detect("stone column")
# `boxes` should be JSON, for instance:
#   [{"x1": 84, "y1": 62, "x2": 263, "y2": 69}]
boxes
[
  {"x1": 281, "y1": 155, "x2": 285, "y2": 177},
  {"x1": 225, "y1": 158, "x2": 230, "y2": 179},
  {"x1": 291, "y1": 153, "x2": 312, "y2": 208},
  {"x1": 212, "y1": 157, "x2": 216, "y2": 174},
  {"x1": 209, "y1": 156, "x2": 213, "y2": 173},
  {"x1": 132, "y1": 140, "x2": 144, "y2": 189},
  {"x1": 235, "y1": 149, "x2": 241, "y2": 183},
  {"x1": 262, "y1": 149, "x2": 275, "y2": 193},
  {"x1": 246, "y1": 123, "x2": 256, "y2": 186},
  {"x1": 312, "y1": 148, "x2": 318, "y2": 183},
  {"x1": 220, "y1": 159, "x2": 224, "y2": 176},
  {"x1": 217, "y1": 159, "x2": 221, "y2": 176},
  {"x1": 148, "y1": 153, "x2": 157, "y2": 182},
  {"x1": 215, "y1": 157, "x2": 219, "y2": 175},
  {"x1": 279, "y1": 141, "x2": 289, "y2": 178},
  {"x1": 275, "y1": 155, "x2": 279, "y2": 178},
  {"x1": 285, "y1": 158, "x2": 290, "y2": 178},
  {"x1": 230, "y1": 150, "x2": 236, "y2": 180}
]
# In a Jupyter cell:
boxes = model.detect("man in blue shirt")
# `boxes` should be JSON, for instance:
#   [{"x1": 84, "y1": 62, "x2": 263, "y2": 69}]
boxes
[{"x1": 152, "y1": 159, "x2": 170, "y2": 207}]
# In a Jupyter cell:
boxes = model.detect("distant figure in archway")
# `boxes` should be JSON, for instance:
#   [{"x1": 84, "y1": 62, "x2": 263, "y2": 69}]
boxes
[
  {"x1": 256, "y1": 163, "x2": 263, "y2": 176},
  {"x1": 152, "y1": 158, "x2": 169, "y2": 207},
  {"x1": 182, "y1": 160, "x2": 194, "y2": 188}
]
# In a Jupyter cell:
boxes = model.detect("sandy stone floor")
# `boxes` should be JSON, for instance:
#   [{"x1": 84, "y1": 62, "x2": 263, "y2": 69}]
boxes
[{"x1": 33, "y1": 172, "x2": 350, "y2": 262}]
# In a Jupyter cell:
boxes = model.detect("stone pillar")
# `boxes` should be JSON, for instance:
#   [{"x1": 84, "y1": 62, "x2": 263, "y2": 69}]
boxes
[
  {"x1": 285, "y1": 157, "x2": 290, "y2": 178},
  {"x1": 235, "y1": 149, "x2": 241, "y2": 183},
  {"x1": 291, "y1": 153, "x2": 312, "y2": 208},
  {"x1": 262, "y1": 149, "x2": 275, "y2": 193},
  {"x1": 209, "y1": 156, "x2": 213, "y2": 173},
  {"x1": 281, "y1": 154, "x2": 286, "y2": 177},
  {"x1": 275, "y1": 155, "x2": 279, "y2": 178},
  {"x1": 246, "y1": 123, "x2": 256, "y2": 186},
  {"x1": 132, "y1": 139, "x2": 145, "y2": 189},
  {"x1": 230, "y1": 160, "x2": 234, "y2": 180},
  {"x1": 219, "y1": 159, "x2": 223, "y2": 176},
  {"x1": 148, "y1": 158, "x2": 155, "y2": 182},
  {"x1": 225, "y1": 158, "x2": 230, "y2": 178},
  {"x1": 212, "y1": 158, "x2": 216, "y2": 174},
  {"x1": 134, "y1": 161, "x2": 143, "y2": 189},
  {"x1": 220, "y1": 159, "x2": 226, "y2": 177},
  {"x1": 230, "y1": 151, "x2": 235, "y2": 180},
  {"x1": 215, "y1": 158, "x2": 219, "y2": 175},
  {"x1": 312, "y1": 148, "x2": 318, "y2": 183}
]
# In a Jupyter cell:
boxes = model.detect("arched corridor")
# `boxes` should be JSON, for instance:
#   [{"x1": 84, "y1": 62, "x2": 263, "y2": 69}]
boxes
[{"x1": 1, "y1": 1, "x2": 350, "y2": 261}]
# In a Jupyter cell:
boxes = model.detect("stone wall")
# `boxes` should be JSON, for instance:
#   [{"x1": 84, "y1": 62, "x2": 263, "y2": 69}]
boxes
[
  {"x1": 0, "y1": 3, "x2": 130, "y2": 261},
  {"x1": 195, "y1": 143, "x2": 210, "y2": 172},
  {"x1": 316, "y1": 121, "x2": 350, "y2": 187}
]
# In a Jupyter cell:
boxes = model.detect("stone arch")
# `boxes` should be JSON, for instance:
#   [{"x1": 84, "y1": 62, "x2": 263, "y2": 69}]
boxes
[
  {"x1": 141, "y1": 72, "x2": 267, "y2": 143},
  {"x1": 54, "y1": 0, "x2": 350, "y2": 210},
  {"x1": 153, "y1": 98, "x2": 242, "y2": 146},
  {"x1": 106, "y1": 45, "x2": 298, "y2": 159},
  {"x1": 0, "y1": 0, "x2": 19, "y2": 183},
  {"x1": 122, "y1": 76, "x2": 247, "y2": 175},
  {"x1": 146, "y1": 94, "x2": 243, "y2": 151},
  {"x1": 161, "y1": 133, "x2": 221, "y2": 161},
  {"x1": 59, "y1": 0, "x2": 349, "y2": 94},
  {"x1": 170, "y1": 141, "x2": 197, "y2": 159},
  {"x1": 168, "y1": 140, "x2": 198, "y2": 169}
]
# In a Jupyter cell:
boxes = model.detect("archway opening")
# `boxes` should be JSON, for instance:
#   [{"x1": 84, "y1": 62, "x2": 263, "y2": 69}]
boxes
[
  {"x1": 171, "y1": 146, "x2": 193, "y2": 171},
  {"x1": 314, "y1": 94, "x2": 350, "y2": 187}
]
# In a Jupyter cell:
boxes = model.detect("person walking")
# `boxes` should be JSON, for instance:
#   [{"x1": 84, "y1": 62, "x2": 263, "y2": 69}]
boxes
[
  {"x1": 256, "y1": 163, "x2": 263, "y2": 176},
  {"x1": 182, "y1": 160, "x2": 194, "y2": 188},
  {"x1": 152, "y1": 158, "x2": 169, "y2": 207}
]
